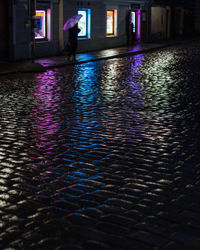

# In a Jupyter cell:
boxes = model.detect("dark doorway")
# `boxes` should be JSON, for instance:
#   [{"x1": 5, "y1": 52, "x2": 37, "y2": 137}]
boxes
[
  {"x1": 183, "y1": 9, "x2": 194, "y2": 36},
  {"x1": 0, "y1": 0, "x2": 9, "y2": 60},
  {"x1": 166, "y1": 9, "x2": 169, "y2": 39}
]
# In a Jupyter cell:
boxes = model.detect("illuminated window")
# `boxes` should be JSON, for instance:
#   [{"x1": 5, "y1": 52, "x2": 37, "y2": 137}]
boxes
[
  {"x1": 78, "y1": 9, "x2": 91, "y2": 38},
  {"x1": 34, "y1": 9, "x2": 51, "y2": 40},
  {"x1": 106, "y1": 10, "x2": 117, "y2": 36},
  {"x1": 130, "y1": 10, "x2": 141, "y2": 40},
  {"x1": 131, "y1": 11, "x2": 136, "y2": 32}
]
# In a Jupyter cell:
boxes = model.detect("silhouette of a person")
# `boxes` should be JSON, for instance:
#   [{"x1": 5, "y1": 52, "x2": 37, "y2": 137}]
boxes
[{"x1": 66, "y1": 24, "x2": 80, "y2": 62}]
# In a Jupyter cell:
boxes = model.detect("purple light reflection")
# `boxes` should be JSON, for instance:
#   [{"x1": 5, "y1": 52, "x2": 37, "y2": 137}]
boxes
[
  {"x1": 32, "y1": 70, "x2": 63, "y2": 138},
  {"x1": 124, "y1": 53, "x2": 146, "y2": 117}
]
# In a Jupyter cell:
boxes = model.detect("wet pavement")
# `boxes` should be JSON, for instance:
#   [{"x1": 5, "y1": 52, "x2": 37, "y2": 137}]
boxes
[
  {"x1": 0, "y1": 40, "x2": 200, "y2": 249},
  {"x1": 34, "y1": 43, "x2": 172, "y2": 68},
  {"x1": 0, "y1": 40, "x2": 181, "y2": 75}
]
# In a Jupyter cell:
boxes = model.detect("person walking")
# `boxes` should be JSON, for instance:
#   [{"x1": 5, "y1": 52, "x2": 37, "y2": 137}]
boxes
[{"x1": 66, "y1": 24, "x2": 80, "y2": 62}]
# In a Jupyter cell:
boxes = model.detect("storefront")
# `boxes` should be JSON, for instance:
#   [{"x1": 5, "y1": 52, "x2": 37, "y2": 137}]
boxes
[
  {"x1": 11, "y1": 0, "x2": 59, "y2": 60},
  {"x1": 128, "y1": 9, "x2": 141, "y2": 44},
  {"x1": 10, "y1": 0, "x2": 150, "y2": 60},
  {"x1": 77, "y1": 9, "x2": 91, "y2": 38},
  {"x1": 34, "y1": 0, "x2": 59, "y2": 58},
  {"x1": 60, "y1": 0, "x2": 149, "y2": 53}
]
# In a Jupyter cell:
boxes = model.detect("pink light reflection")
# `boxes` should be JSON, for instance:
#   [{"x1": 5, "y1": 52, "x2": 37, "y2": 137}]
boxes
[
  {"x1": 28, "y1": 70, "x2": 66, "y2": 173},
  {"x1": 32, "y1": 71, "x2": 62, "y2": 138}
]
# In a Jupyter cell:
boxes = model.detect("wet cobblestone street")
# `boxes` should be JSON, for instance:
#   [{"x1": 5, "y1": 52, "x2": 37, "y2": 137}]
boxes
[{"x1": 0, "y1": 41, "x2": 200, "y2": 249}]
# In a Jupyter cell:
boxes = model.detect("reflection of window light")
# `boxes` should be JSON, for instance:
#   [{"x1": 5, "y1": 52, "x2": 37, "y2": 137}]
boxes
[
  {"x1": 106, "y1": 9, "x2": 117, "y2": 36},
  {"x1": 78, "y1": 9, "x2": 91, "y2": 38}
]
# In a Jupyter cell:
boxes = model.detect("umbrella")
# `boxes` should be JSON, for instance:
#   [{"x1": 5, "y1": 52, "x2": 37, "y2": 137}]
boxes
[{"x1": 63, "y1": 14, "x2": 83, "y2": 31}]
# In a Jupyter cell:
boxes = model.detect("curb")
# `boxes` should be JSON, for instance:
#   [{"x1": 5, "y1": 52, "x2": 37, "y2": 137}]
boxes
[
  {"x1": 39, "y1": 42, "x2": 180, "y2": 70},
  {"x1": 0, "y1": 41, "x2": 184, "y2": 76},
  {"x1": 19, "y1": 62, "x2": 46, "y2": 73}
]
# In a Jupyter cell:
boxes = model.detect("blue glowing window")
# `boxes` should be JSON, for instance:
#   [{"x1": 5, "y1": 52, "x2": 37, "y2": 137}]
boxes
[
  {"x1": 131, "y1": 11, "x2": 136, "y2": 33},
  {"x1": 34, "y1": 9, "x2": 51, "y2": 40},
  {"x1": 78, "y1": 9, "x2": 91, "y2": 38},
  {"x1": 35, "y1": 10, "x2": 46, "y2": 39}
]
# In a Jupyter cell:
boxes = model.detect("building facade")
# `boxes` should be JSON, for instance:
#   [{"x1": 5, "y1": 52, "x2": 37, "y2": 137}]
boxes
[
  {"x1": 1, "y1": 0, "x2": 151, "y2": 61},
  {"x1": 0, "y1": 1, "x2": 11, "y2": 60},
  {"x1": 12, "y1": 0, "x2": 60, "y2": 60},
  {"x1": 60, "y1": 0, "x2": 150, "y2": 53},
  {"x1": 150, "y1": 0, "x2": 171, "y2": 41},
  {"x1": 194, "y1": 0, "x2": 200, "y2": 32},
  {"x1": 1, "y1": 0, "x2": 198, "y2": 61}
]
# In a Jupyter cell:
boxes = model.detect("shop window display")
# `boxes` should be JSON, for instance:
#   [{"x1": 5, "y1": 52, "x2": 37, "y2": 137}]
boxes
[
  {"x1": 78, "y1": 9, "x2": 91, "y2": 38},
  {"x1": 34, "y1": 9, "x2": 50, "y2": 40},
  {"x1": 35, "y1": 10, "x2": 46, "y2": 39},
  {"x1": 107, "y1": 10, "x2": 114, "y2": 35},
  {"x1": 106, "y1": 10, "x2": 117, "y2": 36}
]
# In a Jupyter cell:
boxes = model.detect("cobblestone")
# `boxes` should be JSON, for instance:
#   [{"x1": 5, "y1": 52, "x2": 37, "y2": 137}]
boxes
[{"x1": 0, "y1": 41, "x2": 200, "y2": 249}]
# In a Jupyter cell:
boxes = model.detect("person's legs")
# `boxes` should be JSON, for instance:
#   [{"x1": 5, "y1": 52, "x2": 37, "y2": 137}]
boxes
[
  {"x1": 72, "y1": 54, "x2": 76, "y2": 61},
  {"x1": 66, "y1": 55, "x2": 70, "y2": 62},
  {"x1": 71, "y1": 44, "x2": 77, "y2": 61},
  {"x1": 66, "y1": 43, "x2": 77, "y2": 62},
  {"x1": 66, "y1": 42, "x2": 75, "y2": 62}
]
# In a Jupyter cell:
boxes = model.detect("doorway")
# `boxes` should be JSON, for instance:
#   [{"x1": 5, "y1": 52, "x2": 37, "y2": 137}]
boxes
[
  {"x1": 128, "y1": 9, "x2": 141, "y2": 45},
  {"x1": 0, "y1": 0, "x2": 9, "y2": 60}
]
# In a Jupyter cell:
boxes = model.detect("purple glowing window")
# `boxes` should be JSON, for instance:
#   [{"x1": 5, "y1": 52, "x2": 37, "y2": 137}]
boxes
[{"x1": 131, "y1": 10, "x2": 141, "y2": 40}]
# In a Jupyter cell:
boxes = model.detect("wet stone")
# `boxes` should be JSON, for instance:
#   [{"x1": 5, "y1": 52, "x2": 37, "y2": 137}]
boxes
[
  {"x1": 83, "y1": 240, "x2": 111, "y2": 250},
  {"x1": 162, "y1": 241, "x2": 200, "y2": 250},
  {"x1": 64, "y1": 213, "x2": 98, "y2": 227},
  {"x1": 77, "y1": 207, "x2": 104, "y2": 218},
  {"x1": 104, "y1": 197, "x2": 134, "y2": 209},
  {"x1": 101, "y1": 214, "x2": 137, "y2": 227},
  {"x1": 38, "y1": 237, "x2": 64, "y2": 249},
  {"x1": 102, "y1": 233, "x2": 151, "y2": 250},
  {"x1": 55, "y1": 244, "x2": 84, "y2": 250},
  {"x1": 130, "y1": 230, "x2": 169, "y2": 247},
  {"x1": 95, "y1": 221, "x2": 129, "y2": 235},
  {"x1": 61, "y1": 224, "x2": 106, "y2": 243},
  {"x1": 1, "y1": 41, "x2": 200, "y2": 249}
]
